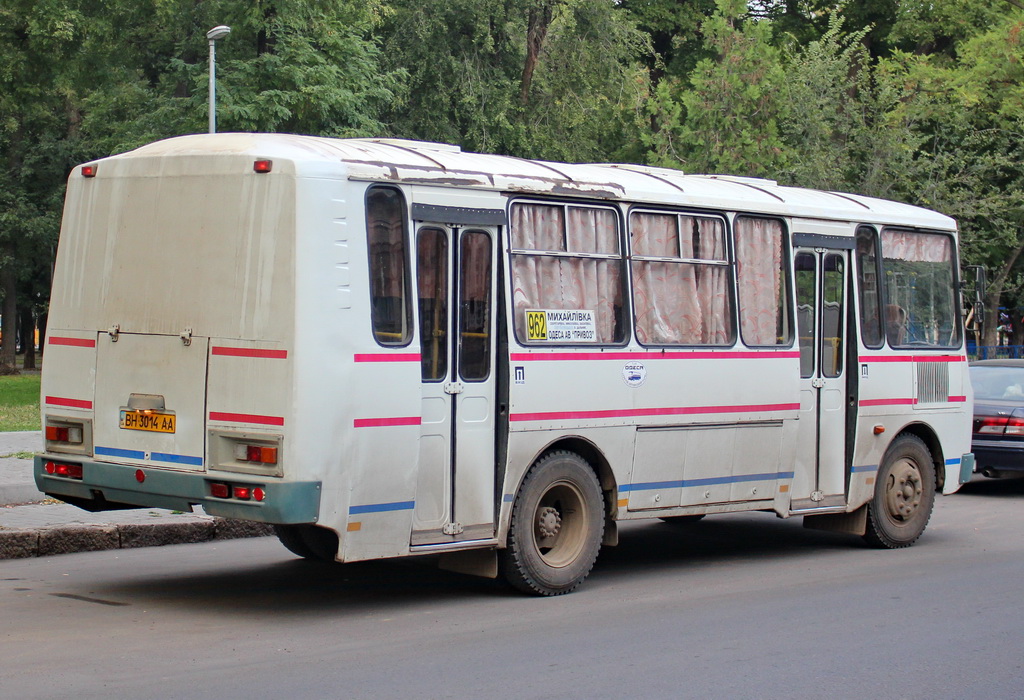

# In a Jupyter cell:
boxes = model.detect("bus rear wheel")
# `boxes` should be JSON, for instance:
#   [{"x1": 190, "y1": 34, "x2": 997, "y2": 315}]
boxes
[
  {"x1": 273, "y1": 524, "x2": 338, "y2": 562},
  {"x1": 500, "y1": 451, "x2": 604, "y2": 596},
  {"x1": 863, "y1": 433, "x2": 936, "y2": 549}
]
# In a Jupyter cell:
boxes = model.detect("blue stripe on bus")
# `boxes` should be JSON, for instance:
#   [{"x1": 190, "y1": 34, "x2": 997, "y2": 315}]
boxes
[
  {"x1": 945, "y1": 457, "x2": 961, "y2": 466},
  {"x1": 94, "y1": 446, "x2": 203, "y2": 466},
  {"x1": 95, "y1": 446, "x2": 146, "y2": 460},
  {"x1": 349, "y1": 500, "x2": 416, "y2": 515},
  {"x1": 850, "y1": 464, "x2": 877, "y2": 473},
  {"x1": 150, "y1": 452, "x2": 204, "y2": 466},
  {"x1": 622, "y1": 471, "x2": 795, "y2": 492}
]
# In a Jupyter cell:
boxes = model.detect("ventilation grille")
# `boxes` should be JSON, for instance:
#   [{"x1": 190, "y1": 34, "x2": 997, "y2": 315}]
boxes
[{"x1": 917, "y1": 361, "x2": 949, "y2": 404}]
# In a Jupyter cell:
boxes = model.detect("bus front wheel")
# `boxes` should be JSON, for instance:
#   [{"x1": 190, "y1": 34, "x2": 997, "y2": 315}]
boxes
[
  {"x1": 863, "y1": 433, "x2": 936, "y2": 549},
  {"x1": 500, "y1": 451, "x2": 604, "y2": 596}
]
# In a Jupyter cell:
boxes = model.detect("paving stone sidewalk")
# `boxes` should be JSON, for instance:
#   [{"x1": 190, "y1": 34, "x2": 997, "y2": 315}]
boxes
[{"x1": 0, "y1": 431, "x2": 272, "y2": 560}]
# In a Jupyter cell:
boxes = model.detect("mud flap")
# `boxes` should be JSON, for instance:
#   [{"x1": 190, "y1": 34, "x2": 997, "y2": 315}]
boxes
[
  {"x1": 438, "y1": 548, "x2": 499, "y2": 579},
  {"x1": 803, "y1": 504, "x2": 867, "y2": 536}
]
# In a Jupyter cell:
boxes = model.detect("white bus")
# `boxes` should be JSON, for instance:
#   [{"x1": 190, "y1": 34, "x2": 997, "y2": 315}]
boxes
[{"x1": 36, "y1": 134, "x2": 974, "y2": 595}]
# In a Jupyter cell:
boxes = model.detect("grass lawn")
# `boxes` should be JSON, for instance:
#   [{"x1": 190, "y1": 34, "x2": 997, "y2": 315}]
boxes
[{"x1": 0, "y1": 373, "x2": 41, "y2": 432}]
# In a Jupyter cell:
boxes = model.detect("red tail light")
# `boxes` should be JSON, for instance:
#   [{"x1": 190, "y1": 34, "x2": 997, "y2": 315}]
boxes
[
  {"x1": 46, "y1": 425, "x2": 83, "y2": 444},
  {"x1": 209, "y1": 481, "x2": 266, "y2": 502},
  {"x1": 236, "y1": 444, "x2": 278, "y2": 465},
  {"x1": 975, "y1": 416, "x2": 1024, "y2": 435}
]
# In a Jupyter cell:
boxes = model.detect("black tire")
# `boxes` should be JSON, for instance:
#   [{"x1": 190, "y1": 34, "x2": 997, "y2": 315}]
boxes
[
  {"x1": 659, "y1": 514, "x2": 706, "y2": 525},
  {"x1": 273, "y1": 524, "x2": 338, "y2": 562},
  {"x1": 863, "y1": 433, "x2": 936, "y2": 549},
  {"x1": 499, "y1": 451, "x2": 605, "y2": 596}
]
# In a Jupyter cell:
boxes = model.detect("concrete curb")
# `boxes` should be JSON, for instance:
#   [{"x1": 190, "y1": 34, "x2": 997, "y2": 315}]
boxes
[{"x1": 0, "y1": 518, "x2": 273, "y2": 560}]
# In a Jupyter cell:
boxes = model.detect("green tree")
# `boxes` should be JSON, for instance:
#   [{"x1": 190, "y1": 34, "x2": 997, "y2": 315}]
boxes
[
  {"x1": 0, "y1": 0, "x2": 91, "y2": 371},
  {"x1": 889, "y1": 11, "x2": 1024, "y2": 346},
  {"x1": 644, "y1": 0, "x2": 790, "y2": 176},
  {"x1": 378, "y1": 0, "x2": 647, "y2": 161}
]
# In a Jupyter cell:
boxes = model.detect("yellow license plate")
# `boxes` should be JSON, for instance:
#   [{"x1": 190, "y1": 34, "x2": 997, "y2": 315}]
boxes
[{"x1": 119, "y1": 410, "x2": 176, "y2": 433}]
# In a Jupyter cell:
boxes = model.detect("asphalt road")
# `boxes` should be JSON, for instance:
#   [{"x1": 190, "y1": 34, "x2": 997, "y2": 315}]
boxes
[{"x1": 2, "y1": 478, "x2": 1023, "y2": 700}]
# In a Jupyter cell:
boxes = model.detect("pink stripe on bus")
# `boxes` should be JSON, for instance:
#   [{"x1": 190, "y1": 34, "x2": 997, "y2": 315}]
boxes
[
  {"x1": 353, "y1": 416, "x2": 422, "y2": 428},
  {"x1": 45, "y1": 396, "x2": 93, "y2": 409},
  {"x1": 859, "y1": 354, "x2": 966, "y2": 363},
  {"x1": 212, "y1": 346, "x2": 288, "y2": 359},
  {"x1": 208, "y1": 411, "x2": 285, "y2": 426},
  {"x1": 948, "y1": 395, "x2": 967, "y2": 402},
  {"x1": 860, "y1": 398, "x2": 916, "y2": 407},
  {"x1": 510, "y1": 402, "x2": 800, "y2": 423},
  {"x1": 354, "y1": 353, "x2": 422, "y2": 363},
  {"x1": 509, "y1": 351, "x2": 800, "y2": 362},
  {"x1": 49, "y1": 337, "x2": 96, "y2": 348}
]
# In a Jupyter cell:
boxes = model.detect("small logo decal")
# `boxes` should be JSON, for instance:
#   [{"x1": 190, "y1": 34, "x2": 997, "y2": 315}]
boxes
[{"x1": 623, "y1": 361, "x2": 646, "y2": 387}]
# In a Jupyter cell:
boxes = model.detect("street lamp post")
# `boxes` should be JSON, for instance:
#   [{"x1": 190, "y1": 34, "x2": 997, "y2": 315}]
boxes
[{"x1": 206, "y1": 25, "x2": 231, "y2": 134}]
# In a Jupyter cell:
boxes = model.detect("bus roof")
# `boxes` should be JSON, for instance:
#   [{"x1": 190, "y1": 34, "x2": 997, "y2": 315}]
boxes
[{"x1": 108, "y1": 133, "x2": 956, "y2": 230}]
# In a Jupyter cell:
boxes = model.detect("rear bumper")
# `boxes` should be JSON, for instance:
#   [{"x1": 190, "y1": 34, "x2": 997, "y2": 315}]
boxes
[
  {"x1": 971, "y1": 443, "x2": 1024, "y2": 473},
  {"x1": 34, "y1": 454, "x2": 321, "y2": 524}
]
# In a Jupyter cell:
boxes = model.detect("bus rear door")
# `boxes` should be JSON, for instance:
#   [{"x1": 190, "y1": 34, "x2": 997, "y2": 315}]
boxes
[{"x1": 411, "y1": 221, "x2": 499, "y2": 545}]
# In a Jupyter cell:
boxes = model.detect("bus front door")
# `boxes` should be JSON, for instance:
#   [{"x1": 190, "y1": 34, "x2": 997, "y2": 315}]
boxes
[
  {"x1": 791, "y1": 247, "x2": 850, "y2": 511},
  {"x1": 411, "y1": 224, "x2": 498, "y2": 545}
]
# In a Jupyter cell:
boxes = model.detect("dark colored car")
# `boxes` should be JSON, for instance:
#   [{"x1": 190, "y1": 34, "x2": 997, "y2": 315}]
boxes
[{"x1": 970, "y1": 359, "x2": 1024, "y2": 478}]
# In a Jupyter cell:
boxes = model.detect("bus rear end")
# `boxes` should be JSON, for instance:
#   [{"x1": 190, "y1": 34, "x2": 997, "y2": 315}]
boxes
[{"x1": 35, "y1": 137, "x2": 320, "y2": 525}]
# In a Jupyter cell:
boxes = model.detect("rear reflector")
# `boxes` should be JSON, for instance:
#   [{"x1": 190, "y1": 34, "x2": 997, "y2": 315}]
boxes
[
  {"x1": 45, "y1": 461, "x2": 83, "y2": 479},
  {"x1": 210, "y1": 483, "x2": 230, "y2": 498}
]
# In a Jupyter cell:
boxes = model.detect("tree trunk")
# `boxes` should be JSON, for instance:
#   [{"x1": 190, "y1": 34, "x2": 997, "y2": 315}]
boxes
[
  {"x1": 20, "y1": 305, "x2": 35, "y2": 370},
  {"x1": 0, "y1": 264, "x2": 17, "y2": 372},
  {"x1": 981, "y1": 231, "x2": 1024, "y2": 348},
  {"x1": 38, "y1": 311, "x2": 47, "y2": 360},
  {"x1": 519, "y1": 2, "x2": 555, "y2": 106}
]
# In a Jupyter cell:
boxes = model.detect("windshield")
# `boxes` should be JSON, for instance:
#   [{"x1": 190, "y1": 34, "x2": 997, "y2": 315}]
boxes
[{"x1": 970, "y1": 365, "x2": 1024, "y2": 401}]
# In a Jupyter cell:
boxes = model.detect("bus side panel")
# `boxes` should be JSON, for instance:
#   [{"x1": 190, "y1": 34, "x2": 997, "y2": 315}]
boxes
[
  {"x1": 40, "y1": 330, "x2": 98, "y2": 452},
  {"x1": 498, "y1": 425, "x2": 637, "y2": 545},
  {"x1": 851, "y1": 354, "x2": 972, "y2": 507},
  {"x1": 290, "y1": 178, "x2": 422, "y2": 562}
]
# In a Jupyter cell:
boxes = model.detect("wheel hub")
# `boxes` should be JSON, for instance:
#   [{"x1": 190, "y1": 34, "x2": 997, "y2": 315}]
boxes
[
  {"x1": 536, "y1": 506, "x2": 562, "y2": 539},
  {"x1": 886, "y1": 459, "x2": 923, "y2": 521}
]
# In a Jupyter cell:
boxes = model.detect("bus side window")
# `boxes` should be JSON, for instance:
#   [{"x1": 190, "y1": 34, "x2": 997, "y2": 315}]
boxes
[
  {"x1": 366, "y1": 186, "x2": 411, "y2": 346},
  {"x1": 509, "y1": 202, "x2": 626, "y2": 345},
  {"x1": 856, "y1": 227, "x2": 884, "y2": 348},
  {"x1": 735, "y1": 216, "x2": 791, "y2": 347},
  {"x1": 880, "y1": 229, "x2": 960, "y2": 349},
  {"x1": 630, "y1": 211, "x2": 734, "y2": 346}
]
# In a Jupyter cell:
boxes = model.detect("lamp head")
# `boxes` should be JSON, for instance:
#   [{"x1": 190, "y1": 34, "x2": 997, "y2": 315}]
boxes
[{"x1": 206, "y1": 25, "x2": 231, "y2": 41}]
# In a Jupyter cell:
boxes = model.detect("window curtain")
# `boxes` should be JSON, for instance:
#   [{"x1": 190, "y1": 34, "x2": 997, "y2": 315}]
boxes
[
  {"x1": 735, "y1": 217, "x2": 785, "y2": 345},
  {"x1": 881, "y1": 230, "x2": 950, "y2": 263},
  {"x1": 511, "y1": 203, "x2": 622, "y2": 343},
  {"x1": 631, "y1": 213, "x2": 732, "y2": 345}
]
